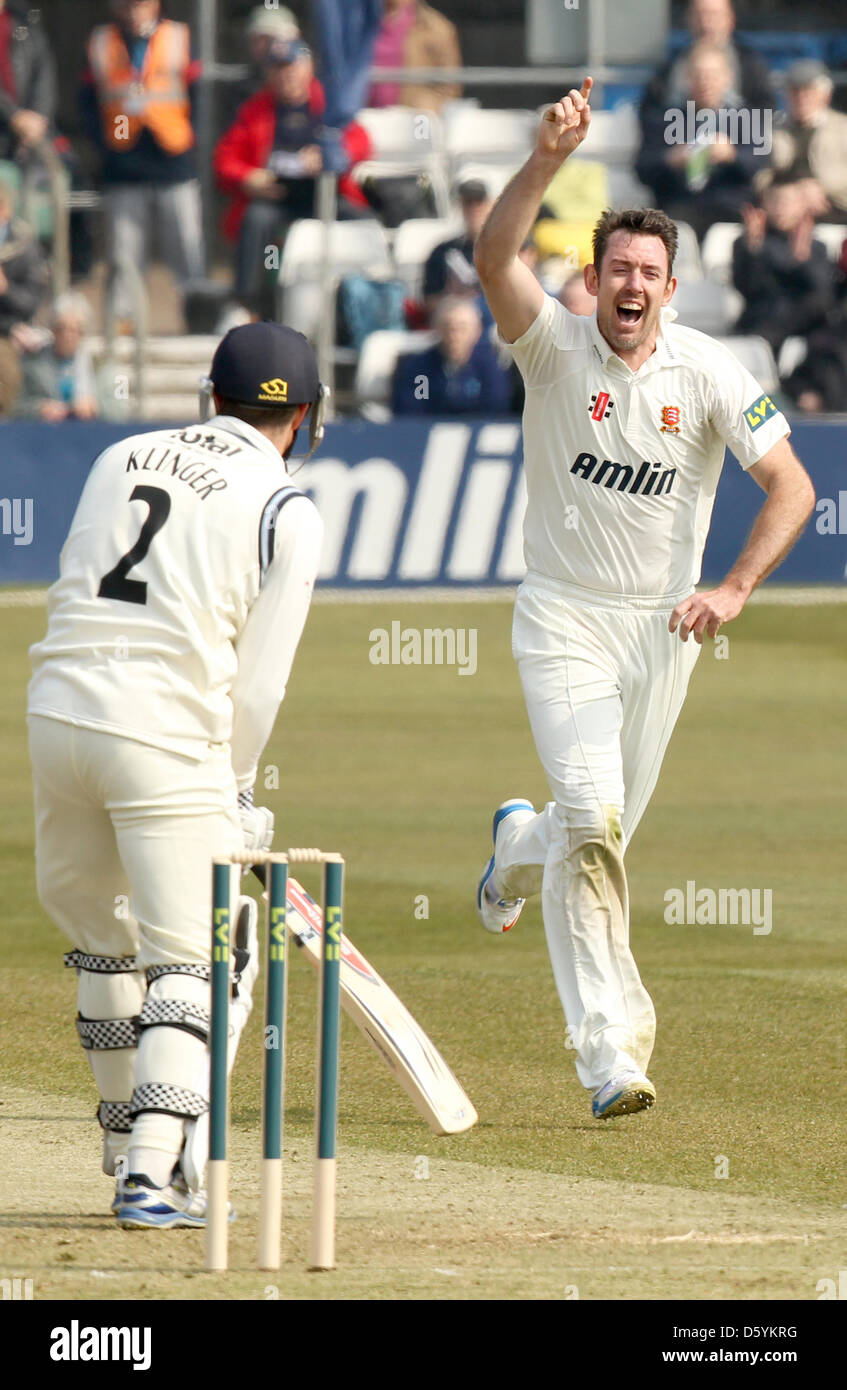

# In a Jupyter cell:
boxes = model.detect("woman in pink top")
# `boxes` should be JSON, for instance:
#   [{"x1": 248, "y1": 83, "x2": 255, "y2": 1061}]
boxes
[{"x1": 367, "y1": 0, "x2": 462, "y2": 113}]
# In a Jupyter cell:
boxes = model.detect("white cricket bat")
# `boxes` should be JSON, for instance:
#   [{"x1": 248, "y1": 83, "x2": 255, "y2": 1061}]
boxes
[{"x1": 272, "y1": 874, "x2": 478, "y2": 1135}]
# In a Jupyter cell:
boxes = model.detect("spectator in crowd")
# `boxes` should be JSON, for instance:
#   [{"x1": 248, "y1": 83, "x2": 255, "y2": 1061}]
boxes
[
  {"x1": 214, "y1": 38, "x2": 372, "y2": 318},
  {"x1": 0, "y1": 1, "x2": 56, "y2": 161},
  {"x1": 0, "y1": 176, "x2": 46, "y2": 411},
  {"x1": 80, "y1": 0, "x2": 205, "y2": 328},
  {"x1": 732, "y1": 174, "x2": 838, "y2": 356},
  {"x1": 770, "y1": 61, "x2": 847, "y2": 225},
  {"x1": 639, "y1": 0, "x2": 775, "y2": 134},
  {"x1": 0, "y1": 176, "x2": 47, "y2": 334},
  {"x1": 15, "y1": 292, "x2": 100, "y2": 421},
  {"x1": 391, "y1": 296, "x2": 512, "y2": 416},
  {"x1": 227, "y1": 5, "x2": 302, "y2": 119},
  {"x1": 781, "y1": 311, "x2": 847, "y2": 415},
  {"x1": 368, "y1": 0, "x2": 461, "y2": 114},
  {"x1": 636, "y1": 40, "x2": 765, "y2": 240},
  {"x1": 558, "y1": 270, "x2": 596, "y2": 317},
  {"x1": 422, "y1": 179, "x2": 493, "y2": 317}
]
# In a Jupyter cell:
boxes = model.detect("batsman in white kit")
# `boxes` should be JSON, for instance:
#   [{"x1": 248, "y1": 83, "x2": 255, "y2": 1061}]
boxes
[
  {"x1": 474, "y1": 79, "x2": 815, "y2": 1119},
  {"x1": 27, "y1": 323, "x2": 325, "y2": 1225}
]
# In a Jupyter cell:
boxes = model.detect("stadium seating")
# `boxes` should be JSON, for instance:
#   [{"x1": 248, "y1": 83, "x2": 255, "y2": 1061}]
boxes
[
  {"x1": 450, "y1": 161, "x2": 520, "y2": 200},
  {"x1": 90, "y1": 334, "x2": 220, "y2": 421},
  {"x1": 353, "y1": 106, "x2": 451, "y2": 219},
  {"x1": 674, "y1": 221, "x2": 704, "y2": 281},
  {"x1": 356, "y1": 106, "x2": 444, "y2": 160},
  {"x1": 393, "y1": 217, "x2": 463, "y2": 296},
  {"x1": 716, "y1": 336, "x2": 780, "y2": 394},
  {"x1": 671, "y1": 279, "x2": 743, "y2": 335},
  {"x1": 703, "y1": 221, "x2": 847, "y2": 286},
  {"x1": 570, "y1": 105, "x2": 640, "y2": 168},
  {"x1": 354, "y1": 328, "x2": 439, "y2": 419},
  {"x1": 443, "y1": 107, "x2": 536, "y2": 172}
]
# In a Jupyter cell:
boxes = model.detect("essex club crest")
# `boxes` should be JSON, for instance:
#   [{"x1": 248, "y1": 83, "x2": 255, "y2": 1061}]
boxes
[{"x1": 660, "y1": 405, "x2": 681, "y2": 434}]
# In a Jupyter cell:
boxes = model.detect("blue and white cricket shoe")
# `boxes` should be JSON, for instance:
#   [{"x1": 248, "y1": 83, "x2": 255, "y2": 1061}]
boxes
[
  {"x1": 476, "y1": 798, "x2": 536, "y2": 934},
  {"x1": 114, "y1": 1172, "x2": 216, "y2": 1229},
  {"x1": 592, "y1": 1070, "x2": 656, "y2": 1120}
]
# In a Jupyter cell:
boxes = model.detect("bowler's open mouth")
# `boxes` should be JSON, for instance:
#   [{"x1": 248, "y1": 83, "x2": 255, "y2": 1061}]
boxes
[{"x1": 615, "y1": 300, "x2": 644, "y2": 327}]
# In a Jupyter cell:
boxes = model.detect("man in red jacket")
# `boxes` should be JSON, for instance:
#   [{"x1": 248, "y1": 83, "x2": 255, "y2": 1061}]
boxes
[{"x1": 214, "y1": 38, "x2": 371, "y2": 316}]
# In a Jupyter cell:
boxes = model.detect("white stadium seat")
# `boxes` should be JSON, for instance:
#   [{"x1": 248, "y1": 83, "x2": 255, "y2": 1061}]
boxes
[
  {"x1": 570, "y1": 104, "x2": 639, "y2": 167},
  {"x1": 674, "y1": 221, "x2": 704, "y2": 281},
  {"x1": 277, "y1": 218, "x2": 392, "y2": 287},
  {"x1": 355, "y1": 329, "x2": 439, "y2": 418},
  {"x1": 603, "y1": 165, "x2": 654, "y2": 209},
  {"x1": 393, "y1": 217, "x2": 463, "y2": 295},
  {"x1": 700, "y1": 222, "x2": 742, "y2": 285},
  {"x1": 357, "y1": 106, "x2": 444, "y2": 160},
  {"x1": 715, "y1": 336, "x2": 779, "y2": 394},
  {"x1": 778, "y1": 336, "x2": 808, "y2": 378},
  {"x1": 671, "y1": 278, "x2": 742, "y2": 335},
  {"x1": 450, "y1": 160, "x2": 520, "y2": 200},
  {"x1": 444, "y1": 107, "x2": 535, "y2": 169},
  {"x1": 813, "y1": 223, "x2": 847, "y2": 260}
]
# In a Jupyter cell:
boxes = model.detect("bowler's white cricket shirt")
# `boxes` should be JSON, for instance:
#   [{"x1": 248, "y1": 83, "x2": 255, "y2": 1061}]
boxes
[
  {"x1": 28, "y1": 416, "x2": 322, "y2": 789},
  {"x1": 509, "y1": 295, "x2": 790, "y2": 599}
]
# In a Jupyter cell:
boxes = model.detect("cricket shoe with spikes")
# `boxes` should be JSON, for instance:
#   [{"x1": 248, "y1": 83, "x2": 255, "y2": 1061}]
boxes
[
  {"x1": 114, "y1": 1168, "x2": 232, "y2": 1229},
  {"x1": 476, "y1": 798, "x2": 536, "y2": 934},
  {"x1": 592, "y1": 1070, "x2": 656, "y2": 1120}
]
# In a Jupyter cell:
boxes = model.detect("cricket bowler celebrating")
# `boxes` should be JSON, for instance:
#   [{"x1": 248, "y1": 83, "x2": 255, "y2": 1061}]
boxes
[
  {"x1": 474, "y1": 79, "x2": 815, "y2": 1120},
  {"x1": 27, "y1": 322, "x2": 325, "y2": 1225}
]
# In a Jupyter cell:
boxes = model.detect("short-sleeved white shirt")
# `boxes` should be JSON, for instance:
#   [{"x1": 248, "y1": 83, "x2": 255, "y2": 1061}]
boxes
[{"x1": 508, "y1": 295, "x2": 790, "y2": 599}]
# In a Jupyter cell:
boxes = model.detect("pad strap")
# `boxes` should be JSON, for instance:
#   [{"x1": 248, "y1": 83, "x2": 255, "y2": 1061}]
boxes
[
  {"x1": 130, "y1": 1083, "x2": 207, "y2": 1120},
  {"x1": 77, "y1": 1014, "x2": 139, "y2": 1050},
  {"x1": 65, "y1": 949, "x2": 139, "y2": 974},
  {"x1": 146, "y1": 963, "x2": 211, "y2": 984},
  {"x1": 138, "y1": 997, "x2": 210, "y2": 1042},
  {"x1": 98, "y1": 1100, "x2": 133, "y2": 1133}
]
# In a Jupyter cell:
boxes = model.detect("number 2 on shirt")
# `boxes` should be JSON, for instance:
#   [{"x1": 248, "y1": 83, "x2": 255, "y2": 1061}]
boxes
[{"x1": 97, "y1": 485, "x2": 171, "y2": 606}]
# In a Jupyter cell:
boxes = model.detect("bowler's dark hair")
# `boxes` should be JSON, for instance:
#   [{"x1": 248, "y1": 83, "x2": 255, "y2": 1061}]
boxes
[
  {"x1": 592, "y1": 208, "x2": 678, "y2": 278},
  {"x1": 216, "y1": 398, "x2": 300, "y2": 431}
]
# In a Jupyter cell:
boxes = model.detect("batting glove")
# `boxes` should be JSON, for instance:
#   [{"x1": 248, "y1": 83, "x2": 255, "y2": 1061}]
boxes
[{"x1": 238, "y1": 786, "x2": 274, "y2": 861}]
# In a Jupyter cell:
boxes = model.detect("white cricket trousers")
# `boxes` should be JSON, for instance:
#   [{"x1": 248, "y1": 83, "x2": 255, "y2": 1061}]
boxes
[
  {"x1": 28, "y1": 715, "x2": 242, "y2": 967},
  {"x1": 498, "y1": 575, "x2": 701, "y2": 1093}
]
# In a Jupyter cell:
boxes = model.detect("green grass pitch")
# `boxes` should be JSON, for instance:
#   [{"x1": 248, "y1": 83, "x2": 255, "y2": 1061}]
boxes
[{"x1": 1, "y1": 593, "x2": 845, "y2": 1299}]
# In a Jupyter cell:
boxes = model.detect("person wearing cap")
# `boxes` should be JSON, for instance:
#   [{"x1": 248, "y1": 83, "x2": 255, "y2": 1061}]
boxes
[
  {"x1": 27, "y1": 321, "x2": 325, "y2": 1230},
  {"x1": 421, "y1": 179, "x2": 494, "y2": 320},
  {"x1": 80, "y1": 0, "x2": 205, "y2": 327},
  {"x1": 214, "y1": 37, "x2": 372, "y2": 317},
  {"x1": 770, "y1": 61, "x2": 847, "y2": 224},
  {"x1": 227, "y1": 4, "x2": 302, "y2": 119}
]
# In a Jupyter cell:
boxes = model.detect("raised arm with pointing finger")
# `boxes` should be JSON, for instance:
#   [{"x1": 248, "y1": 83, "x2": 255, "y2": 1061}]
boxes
[{"x1": 474, "y1": 77, "x2": 593, "y2": 342}]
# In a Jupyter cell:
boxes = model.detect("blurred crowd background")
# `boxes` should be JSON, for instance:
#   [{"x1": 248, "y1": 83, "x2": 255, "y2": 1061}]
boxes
[{"x1": 0, "y1": 0, "x2": 845, "y2": 424}]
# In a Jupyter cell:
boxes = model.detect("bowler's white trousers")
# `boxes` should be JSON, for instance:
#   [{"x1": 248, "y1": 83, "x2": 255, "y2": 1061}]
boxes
[{"x1": 496, "y1": 575, "x2": 701, "y2": 1092}]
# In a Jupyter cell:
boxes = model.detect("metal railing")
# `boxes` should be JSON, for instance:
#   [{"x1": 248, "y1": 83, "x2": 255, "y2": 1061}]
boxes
[{"x1": 102, "y1": 254, "x2": 149, "y2": 415}]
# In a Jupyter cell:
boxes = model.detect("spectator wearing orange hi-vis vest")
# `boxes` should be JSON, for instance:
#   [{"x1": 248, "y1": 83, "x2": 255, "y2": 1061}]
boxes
[{"x1": 81, "y1": 0, "x2": 204, "y2": 327}]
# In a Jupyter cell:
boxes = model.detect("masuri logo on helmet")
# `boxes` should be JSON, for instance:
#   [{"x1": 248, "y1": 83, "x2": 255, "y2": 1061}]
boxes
[{"x1": 258, "y1": 379, "x2": 289, "y2": 403}]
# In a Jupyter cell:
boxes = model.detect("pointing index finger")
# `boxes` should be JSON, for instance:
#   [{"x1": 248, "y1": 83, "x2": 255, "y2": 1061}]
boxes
[{"x1": 581, "y1": 77, "x2": 593, "y2": 101}]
